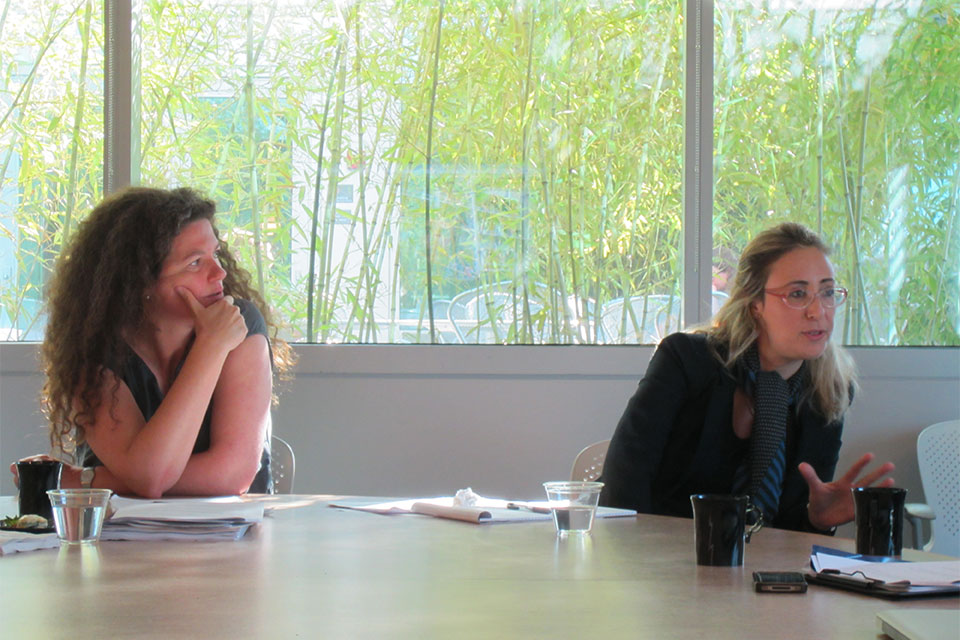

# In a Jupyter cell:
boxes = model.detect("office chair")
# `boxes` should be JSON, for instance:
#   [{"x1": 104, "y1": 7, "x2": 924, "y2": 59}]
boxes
[
  {"x1": 904, "y1": 420, "x2": 959, "y2": 556},
  {"x1": 571, "y1": 440, "x2": 610, "y2": 482},
  {"x1": 271, "y1": 435, "x2": 296, "y2": 494}
]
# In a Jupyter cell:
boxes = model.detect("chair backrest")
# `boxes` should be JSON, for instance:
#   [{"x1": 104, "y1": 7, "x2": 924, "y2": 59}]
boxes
[
  {"x1": 599, "y1": 295, "x2": 680, "y2": 344},
  {"x1": 571, "y1": 440, "x2": 611, "y2": 482},
  {"x1": 271, "y1": 435, "x2": 296, "y2": 494},
  {"x1": 599, "y1": 291, "x2": 730, "y2": 344},
  {"x1": 447, "y1": 281, "x2": 584, "y2": 344},
  {"x1": 916, "y1": 420, "x2": 960, "y2": 557}
]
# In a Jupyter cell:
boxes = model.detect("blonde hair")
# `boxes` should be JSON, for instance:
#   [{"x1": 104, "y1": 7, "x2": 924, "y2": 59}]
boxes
[{"x1": 700, "y1": 222, "x2": 856, "y2": 422}]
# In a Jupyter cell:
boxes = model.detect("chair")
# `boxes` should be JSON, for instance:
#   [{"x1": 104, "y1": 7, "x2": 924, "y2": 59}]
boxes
[
  {"x1": 904, "y1": 420, "x2": 960, "y2": 556},
  {"x1": 571, "y1": 440, "x2": 610, "y2": 482},
  {"x1": 599, "y1": 291, "x2": 729, "y2": 344},
  {"x1": 271, "y1": 435, "x2": 296, "y2": 494},
  {"x1": 598, "y1": 294, "x2": 680, "y2": 344},
  {"x1": 447, "y1": 281, "x2": 585, "y2": 344}
]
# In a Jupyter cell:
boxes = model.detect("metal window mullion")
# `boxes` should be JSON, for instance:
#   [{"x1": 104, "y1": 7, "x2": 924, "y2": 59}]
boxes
[
  {"x1": 683, "y1": 0, "x2": 714, "y2": 327},
  {"x1": 104, "y1": 0, "x2": 132, "y2": 195}
]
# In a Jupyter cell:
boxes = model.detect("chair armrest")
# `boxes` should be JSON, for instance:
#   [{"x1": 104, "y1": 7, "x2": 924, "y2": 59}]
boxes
[{"x1": 904, "y1": 502, "x2": 936, "y2": 521}]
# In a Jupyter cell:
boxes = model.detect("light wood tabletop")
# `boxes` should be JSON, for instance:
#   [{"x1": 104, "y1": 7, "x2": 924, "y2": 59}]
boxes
[{"x1": 1, "y1": 494, "x2": 956, "y2": 639}]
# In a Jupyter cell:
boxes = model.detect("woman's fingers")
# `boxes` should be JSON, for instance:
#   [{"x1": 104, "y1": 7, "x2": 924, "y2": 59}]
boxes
[
  {"x1": 837, "y1": 452, "x2": 875, "y2": 485},
  {"x1": 797, "y1": 462, "x2": 822, "y2": 490},
  {"x1": 176, "y1": 287, "x2": 205, "y2": 317},
  {"x1": 853, "y1": 461, "x2": 896, "y2": 488}
]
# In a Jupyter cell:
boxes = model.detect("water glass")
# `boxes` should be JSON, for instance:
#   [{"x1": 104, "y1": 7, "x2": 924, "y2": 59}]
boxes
[
  {"x1": 543, "y1": 481, "x2": 604, "y2": 534},
  {"x1": 47, "y1": 489, "x2": 113, "y2": 545}
]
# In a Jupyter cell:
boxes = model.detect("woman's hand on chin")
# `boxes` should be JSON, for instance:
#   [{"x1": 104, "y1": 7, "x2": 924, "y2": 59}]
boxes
[{"x1": 176, "y1": 287, "x2": 246, "y2": 354}]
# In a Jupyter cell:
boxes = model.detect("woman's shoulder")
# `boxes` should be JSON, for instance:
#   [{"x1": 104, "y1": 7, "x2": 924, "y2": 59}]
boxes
[
  {"x1": 655, "y1": 331, "x2": 730, "y2": 385},
  {"x1": 658, "y1": 331, "x2": 719, "y2": 360},
  {"x1": 235, "y1": 299, "x2": 268, "y2": 337}
]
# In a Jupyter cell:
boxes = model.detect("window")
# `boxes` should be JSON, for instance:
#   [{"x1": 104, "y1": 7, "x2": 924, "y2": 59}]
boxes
[
  {"x1": 1, "y1": 0, "x2": 956, "y2": 345},
  {"x1": 714, "y1": 0, "x2": 959, "y2": 346},
  {"x1": 0, "y1": 1, "x2": 104, "y2": 341}
]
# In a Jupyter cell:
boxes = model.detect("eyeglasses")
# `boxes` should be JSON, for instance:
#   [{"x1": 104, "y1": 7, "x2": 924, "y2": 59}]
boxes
[{"x1": 764, "y1": 285, "x2": 848, "y2": 310}]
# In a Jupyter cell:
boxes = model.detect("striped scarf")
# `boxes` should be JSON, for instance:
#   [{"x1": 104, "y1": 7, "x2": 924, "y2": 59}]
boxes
[{"x1": 738, "y1": 344, "x2": 805, "y2": 525}]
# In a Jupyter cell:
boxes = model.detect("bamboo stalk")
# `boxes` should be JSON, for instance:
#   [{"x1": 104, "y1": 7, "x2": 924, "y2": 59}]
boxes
[
  {"x1": 352, "y1": 15, "x2": 375, "y2": 341},
  {"x1": 516, "y1": 5, "x2": 537, "y2": 343},
  {"x1": 318, "y1": 37, "x2": 349, "y2": 340},
  {"x1": 423, "y1": 0, "x2": 445, "y2": 343},
  {"x1": 816, "y1": 57, "x2": 824, "y2": 233},
  {"x1": 0, "y1": 0, "x2": 10, "y2": 39},
  {"x1": 244, "y1": 1, "x2": 265, "y2": 297},
  {"x1": 139, "y1": 25, "x2": 207, "y2": 161},
  {"x1": 0, "y1": 5, "x2": 79, "y2": 132},
  {"x1": 852, "y1": 77, "x2": 877, "y2": 344},
  {"x1": 0, "y1": 8, "x2": 64, "y2": 185},
  {"x1": 925, "y1": 154, "x2": 960, "y2": 343},
  {"x1": 306, "y1": 39, "x2": 344, "y2": 342},
  {"x1": 62, "y1": 0, "x2": 93, "y2": 245}
]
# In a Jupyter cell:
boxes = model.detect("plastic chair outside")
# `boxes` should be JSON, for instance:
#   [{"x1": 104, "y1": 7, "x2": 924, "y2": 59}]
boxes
[
  {"x1": 904, "y1": 420, "x2": 960, "y2": 556},
  {"x1": 447, "y1": 281, "x2": 587, "y2": 344},
  {"x1": 599, "y1": 295, "x2": 679, "y2": 344},
  {"x1": 571, "y1": 440, "x2": 611, "y2": 482},
  {"x1": 599, "y1": 291, "x2": 730, "y2": 344},
  {"x1": 271, "y1": 435, "x2": 296, "y2": 494}
]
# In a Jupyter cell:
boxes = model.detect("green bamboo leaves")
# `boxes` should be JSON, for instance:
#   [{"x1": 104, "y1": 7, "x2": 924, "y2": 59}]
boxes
[{"x1": 0, "y1": 0, "x2": 956, "y2": 346}]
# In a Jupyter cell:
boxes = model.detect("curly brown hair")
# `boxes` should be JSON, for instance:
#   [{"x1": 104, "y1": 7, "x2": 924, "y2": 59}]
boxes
[{"x1": 42, "y1": 186, "x2": 294, "y2": 458}]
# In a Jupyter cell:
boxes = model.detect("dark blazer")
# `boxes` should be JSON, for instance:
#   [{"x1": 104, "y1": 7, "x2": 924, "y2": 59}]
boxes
[{"x1": 598, "y1": 332, "x2": 843, "y2": 532}]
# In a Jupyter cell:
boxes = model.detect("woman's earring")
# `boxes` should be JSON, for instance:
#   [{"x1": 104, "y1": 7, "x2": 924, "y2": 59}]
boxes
[{"x1": 145, "y1": 294, "x2": 151, "y2": 302}]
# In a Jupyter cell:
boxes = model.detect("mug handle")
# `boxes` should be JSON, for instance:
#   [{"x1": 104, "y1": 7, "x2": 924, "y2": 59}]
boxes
[{"x1": 744, "y1": 503, "x2": 763, "y2": 543}]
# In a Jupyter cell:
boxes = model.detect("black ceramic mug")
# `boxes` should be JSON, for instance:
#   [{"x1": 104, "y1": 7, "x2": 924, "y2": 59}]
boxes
[
  {"x1": 852, "y1": 486, "x2": 906, "y2": 556},
  {"x1": 17, "y1": 460, "x2": 63, "y2": 522},
  {"x1": 690, "y1": 494, "x2": 762, "y2": 566}
]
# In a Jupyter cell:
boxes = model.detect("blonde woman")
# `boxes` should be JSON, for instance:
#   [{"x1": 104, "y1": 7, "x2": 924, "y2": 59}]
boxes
[{"x1": 599, "y1": 223, "x2": 893, "y2": 532}]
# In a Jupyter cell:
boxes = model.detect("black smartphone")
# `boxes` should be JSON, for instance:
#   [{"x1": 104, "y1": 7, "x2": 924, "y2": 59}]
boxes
[{"x1": 753, "y1": 571, "x2": 808, "y2": 593}]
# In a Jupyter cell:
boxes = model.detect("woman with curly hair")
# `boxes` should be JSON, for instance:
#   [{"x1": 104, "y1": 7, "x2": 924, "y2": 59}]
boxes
[
  {"x1": 10, "y1": 186, "x2": 292, "y2": 497},
  {"x1": 599, "y1": 222, "x2": 894, "y2": 532}
]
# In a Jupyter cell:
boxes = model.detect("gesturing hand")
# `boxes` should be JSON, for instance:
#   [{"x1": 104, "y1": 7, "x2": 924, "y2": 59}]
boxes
[
  {"x1": 177, "y1": 288, "x2": 247, "y2": 354},
  {"x1": 799, "y1": 453, "x2": 895, "y2": 530}
]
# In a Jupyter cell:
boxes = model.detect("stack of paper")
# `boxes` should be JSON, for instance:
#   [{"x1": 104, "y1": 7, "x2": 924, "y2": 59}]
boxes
[
  {"x1": 102, "y1": 497, "x2": 264, "y2": 542},
  {"x1": 0, "y1": 529, "x2": 60, "y2": 555}
]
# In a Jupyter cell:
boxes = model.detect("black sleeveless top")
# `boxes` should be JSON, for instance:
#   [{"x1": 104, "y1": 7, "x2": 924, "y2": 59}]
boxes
[{"x1": 81, "y1": 299, "x2": 272, "y2": 493}]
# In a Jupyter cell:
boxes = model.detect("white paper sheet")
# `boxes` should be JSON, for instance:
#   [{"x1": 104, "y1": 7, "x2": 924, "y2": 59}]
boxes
[
  {"x1": 0, "y1": 529, "x2": 60, "y2": 555},
  {"x1": 330, "y1": 496, "x2": 636, "y2": 524}
]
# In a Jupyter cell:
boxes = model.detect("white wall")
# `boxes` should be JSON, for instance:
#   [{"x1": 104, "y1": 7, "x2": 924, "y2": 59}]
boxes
[{"x1": 2, "y1": 343, "x2": 958, "y2": 537}]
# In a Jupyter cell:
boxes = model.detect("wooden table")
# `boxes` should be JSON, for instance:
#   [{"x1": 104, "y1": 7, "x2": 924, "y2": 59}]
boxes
[{"x1": 1, "y1": 495, "x2": 956, "y2": 638}]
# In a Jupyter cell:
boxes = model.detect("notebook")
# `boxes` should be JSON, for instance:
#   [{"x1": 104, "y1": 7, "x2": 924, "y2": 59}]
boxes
[
  {"x1": 806, "y1": 545, "x2": 960, "y2": 600},
  {"x1": 876, "y1": 609, "x2": 960, "y2": 640}
]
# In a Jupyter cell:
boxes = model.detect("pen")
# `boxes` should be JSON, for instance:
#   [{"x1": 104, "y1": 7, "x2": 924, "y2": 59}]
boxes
[{"x1": 506, "y1": 502, "x2": 552, "y2": 514}]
